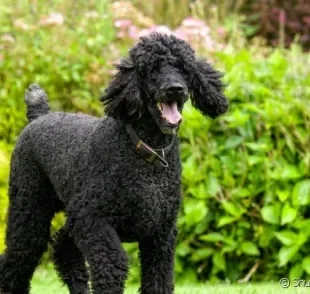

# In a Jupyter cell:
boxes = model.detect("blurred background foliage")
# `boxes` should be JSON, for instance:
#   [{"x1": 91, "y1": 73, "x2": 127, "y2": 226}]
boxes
[{"x1": 0, "y1": 0, "x2": 310, "y2": 285}]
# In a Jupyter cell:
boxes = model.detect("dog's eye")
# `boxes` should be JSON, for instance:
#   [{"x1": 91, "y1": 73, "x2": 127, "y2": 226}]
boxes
[{"x1": 178, "y1": 67, "x2": 188, "y2": 76}]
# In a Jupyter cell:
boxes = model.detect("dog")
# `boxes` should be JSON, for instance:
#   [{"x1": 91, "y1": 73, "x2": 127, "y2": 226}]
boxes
[{"x1": 0, "y1": 33, "x2": 228, "y2": 294}]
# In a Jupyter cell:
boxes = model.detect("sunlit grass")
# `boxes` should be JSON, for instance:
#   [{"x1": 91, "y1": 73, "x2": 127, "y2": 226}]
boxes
[{"x1": 32, "y1": 266, "x2": 306, "y2": 294}]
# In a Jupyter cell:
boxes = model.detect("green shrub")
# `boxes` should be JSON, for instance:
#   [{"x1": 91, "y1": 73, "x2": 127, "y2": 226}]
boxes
[
  {"x1": 175, "y1": 46, "x2": 310, "y2": 283},
  {"x1": 0, "y1": 0, "x2": 116, "y2": 253}
]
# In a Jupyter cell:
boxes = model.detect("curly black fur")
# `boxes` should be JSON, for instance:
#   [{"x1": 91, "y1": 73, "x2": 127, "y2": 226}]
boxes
[
  {"x1": 101, "y1": 33, "x2": 228, "y2": 123},
  {"x1": 0, "y1": 33, "x2": 228, "y2": 294}
]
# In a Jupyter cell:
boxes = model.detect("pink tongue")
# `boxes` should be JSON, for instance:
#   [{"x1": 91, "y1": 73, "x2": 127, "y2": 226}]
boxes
[{"x1": 161, "y1": 102, "x2": 182, "y2": 124}]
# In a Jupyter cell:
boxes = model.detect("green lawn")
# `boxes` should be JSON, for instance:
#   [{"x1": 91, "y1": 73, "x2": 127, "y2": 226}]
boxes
[{"x1": 32, "y1": 266, "x2": 307, "y2": 294}]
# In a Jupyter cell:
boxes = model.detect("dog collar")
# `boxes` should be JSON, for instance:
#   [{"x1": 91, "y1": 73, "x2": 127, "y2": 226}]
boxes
[{"x1": 125, "y1": 124, "x2": 176, "y2": 172}]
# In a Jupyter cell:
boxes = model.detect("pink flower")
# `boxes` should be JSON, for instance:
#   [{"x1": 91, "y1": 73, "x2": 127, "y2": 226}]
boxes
[
  {"x1": 173, "y1": 17, "x2": 222, "y2": 51},
  {"x1": 117, "y1": 31, "x2": 126, "y2": 39},
  {"x1": 154, "y1": 25, "x2": 173, "y2": 35},
  {"x1": 279, "y1": 9, "x2": 286, "y2": 24},
  {"x1": 303, "y1": 16, "x2": 310, "y2": 25},
  {"x1": 174, "y1": 29, "x2": 187, "y2": 41},
  {"x1": 201, "y1": 35, "x2": 216, "y2": 50},
  {"x1": 1, "y1": 34, "x2": 15, "y2": 43},
  {"x1": 14, "y1": 19, "x2": 32, "y2": 31},
  {"x1": 128, "y1": 25, "x2": 140, "y2": 40},
  {"x1": 114, "y1": 19, "x2": 132, "y2": 29},
  {"x1": 139, "y1": 28, "x2": 152, "y2": 37},
  {"x1": 182, "y1": 17, "x2": 208, "y2": 30},
  {"x1": 216, "y1": 27, "x2": 226, "y2": 37},
  {"x1": 39, "y1": 12, "x2": 64, "y2": 26},
  {"x1": 114, "y1": 19, "x2": 140, "y2": 40},
  {"x1": 139, "y1": 25, "x2": 173, "y2": 38}
]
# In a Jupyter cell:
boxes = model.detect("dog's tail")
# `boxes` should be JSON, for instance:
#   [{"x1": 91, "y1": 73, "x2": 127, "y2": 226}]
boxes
[{"x1": 24, "y1": 83, "x2": 50, "y2": 122}]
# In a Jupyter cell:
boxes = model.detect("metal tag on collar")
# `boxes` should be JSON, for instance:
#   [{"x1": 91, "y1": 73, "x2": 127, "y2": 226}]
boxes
[
  {"x1": 154, "y1": 149, "x2": 168, "y2": 172},
  {"x1": 154, "y1": 159, "x2": 168, "y2": 172}
]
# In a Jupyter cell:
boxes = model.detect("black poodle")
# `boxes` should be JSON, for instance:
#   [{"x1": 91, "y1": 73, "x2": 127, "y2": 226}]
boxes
[{"x1": 0, "y1": 33, "x2": 228, "y2": 294}]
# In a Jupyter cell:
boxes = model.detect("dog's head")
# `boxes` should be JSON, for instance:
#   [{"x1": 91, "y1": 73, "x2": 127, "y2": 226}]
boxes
[{"x1": 100, "y1": 33, "x2": 228, "y2": 134}]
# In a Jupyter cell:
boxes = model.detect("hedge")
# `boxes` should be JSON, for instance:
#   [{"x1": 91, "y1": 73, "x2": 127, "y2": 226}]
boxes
[
  {"x1": 177, "y1": 47, "x2": 310, "y2": 283},
  {"x1": 1, "y1": 2, "x2": 310, "y2": 284}
]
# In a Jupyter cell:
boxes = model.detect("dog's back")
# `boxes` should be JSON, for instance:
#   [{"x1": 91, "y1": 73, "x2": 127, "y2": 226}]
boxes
[{"x1": 18, "y1": 110, "x2": 103, "y2": 197}]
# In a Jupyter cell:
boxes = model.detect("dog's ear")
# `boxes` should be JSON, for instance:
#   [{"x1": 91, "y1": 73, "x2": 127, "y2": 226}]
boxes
[
  {"x1": 189, "y1": 59, "x2": 228, "y2": 118},
  {"x1": 100, "y1": 57, "x2": 143, "y2": 121}
]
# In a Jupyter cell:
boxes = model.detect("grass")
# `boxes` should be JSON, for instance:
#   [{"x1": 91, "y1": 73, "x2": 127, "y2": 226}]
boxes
[{"x1": 32, "y1": 265, "x2": 307, "y2": 294}]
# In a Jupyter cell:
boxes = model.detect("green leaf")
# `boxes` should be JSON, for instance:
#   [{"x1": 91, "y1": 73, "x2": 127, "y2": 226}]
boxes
[
  {"x1": 184, "y1": 199, "x2": 208, "y2": 226},
  {"x1": 224, "y1": 136, "x2": 243, "y2": 149},
  {"x1": 212, "y1": 252, "x2": 226, "y2": 270},
  {"x1": 221, "y1": 201, "x2": 245, "y2": 218},
  {"x1": 217, "y1": 216, "x2": 237, "y2": 227},
  {"x1": 302, "y1": 256, "x2": 310, "y2": 274},
  {"x1": 289, "y1": 263, "x2": 303, "y2": 280},
  {"x1": 274, "y1": 231, "x2": 297, "y2": 246},
  {"x1": 176, "y1": 243, "x2": 191, "y2": 257},
  {"x1": 276, "y1": 189, "x2": 290, "y2": 202},
  {"x1": 205, "y1": 173, "x2": 221, "y2": 197},
  {"x1": 278, "y1": 245, "x2": 300, "y2": 267},
  {"x1": 259, "y1": 225, "x2": 276, "y2": 248},
  {"x1": 271, "y1": 164, "x2": 301, "y2": 180},
  {"x1": 298, "y1": 219, "x2": 310, "y2": 239},
  {"x1": 281, "y1": 165, "x2": 301, "y2": 179},
  {"x1": 200, "y1": 233, "x2": 224, "y2": 242},
  {"x1": 248, "y1": 155, "x2": 265, "y2": 166},
  {"x1": 188, "y1": 183, "x2": 208, "y2": 199},
  {"x1": 231, "y1": 188, "x2": 251, "y2": 198},
  {"x1": 240, "y1": 241, "x2": 260, "y2": 256},
  {"x1": 292, "y1": 180, "x2": 310, "y2": 207},
  {"x1": 296, "y1": 232, "x2": 309, "y2": 247},
  {"x1": 284, "y1": 132, "x2": 296, "y2": 154},
  {"x1": 245, "y1": 142, "x2": 269, "y2": 152},
  {"x1": 191, "y1": 248, "x2": 214, "y2": 261},
  {"x1": 222, "y1": 244, "x2": 238, "y2": 253},
  {"x1": 281, "y1": 203, "x2": 297, "y2": 225},
  {"x1": 261, "y1": 203, "x2": 281, "y2": 225}
]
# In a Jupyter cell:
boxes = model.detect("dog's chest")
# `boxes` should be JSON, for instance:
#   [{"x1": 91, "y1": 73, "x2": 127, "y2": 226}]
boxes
[{"x1": 118, "y1": 176, "x2": 181, "y2": 238}]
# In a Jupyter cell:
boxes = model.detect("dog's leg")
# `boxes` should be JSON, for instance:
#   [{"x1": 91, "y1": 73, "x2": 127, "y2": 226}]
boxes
[
  {"x1": 138, "y1": 227, "x2": 176, "y2": 294},
  {"x1": 69, "y1": 213, "x2": 128, "y2": 294},
  {"x1": 0, "y1": 156, "x2": 57, "y2": 294},
  {"x1": 53, "y1": 226, "x2": 90, "y2": 294}
]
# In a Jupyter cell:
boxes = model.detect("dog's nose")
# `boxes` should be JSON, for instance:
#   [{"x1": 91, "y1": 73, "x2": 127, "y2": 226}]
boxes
[{"x1": 167, "y1": 83, "x2": 185, "y2": 94}]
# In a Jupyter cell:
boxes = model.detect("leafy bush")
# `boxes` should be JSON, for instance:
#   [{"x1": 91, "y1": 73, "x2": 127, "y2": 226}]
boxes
[
  {"x1": 0, "y1": 0, "x2": 115, "y2": 253},
  {"x1": 176, "y1": 46, "x2": 310, "y2": 283}
]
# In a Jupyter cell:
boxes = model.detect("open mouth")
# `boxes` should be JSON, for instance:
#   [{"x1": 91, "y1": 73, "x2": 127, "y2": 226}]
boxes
[{"x1": 156, "y1": 101, "x2": 182, "y2": 125}]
